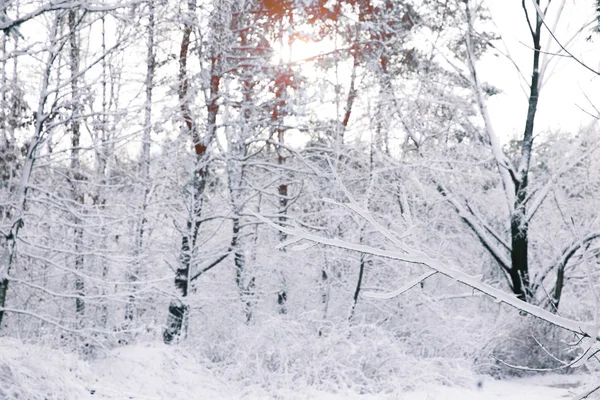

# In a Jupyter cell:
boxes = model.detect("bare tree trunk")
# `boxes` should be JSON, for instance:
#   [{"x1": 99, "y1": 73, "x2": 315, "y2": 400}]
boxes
[
  {"x1": 67, "y1": 9, "x2": 86, "y2": 329},
  {"x1": 272, "y1": 73, "x2": 289, "y2": 314},
  {"x1": 165, "y1": 0, "x2": 224, "y2": 343},
  {"x1": 0, "y1": 19, "x2": 11, "y2": 306},
  {"x1": 0, "y1": 26, "x2": 7, "y2": 148},
  {"x1": 126, "y1": 0, "x2": 155, "y2": 325},
  {"x1": 340, "y1": 53, "x2": 359, "y2": 143},
  {"x1": 97, "y1": 13, "x2": 110, "y2": 329},
  {"x1": 454, "y1": 0, "x2": 542, "y2": 303},
  {"x1": 349, "y1": 131, "x2": 375, "y2": 322},
  {"x1": 229, "y1": 48, "x2": 255, "y2": 322},
  {"x1": 164, "y1": 0, "x2": 197, "y2": 344},
  {"x1": 509, "y1": 1, "x2": 542, "y2": 302},
  {"x1": 348, "y1": 252, "x2": 366, "y2": 322}
]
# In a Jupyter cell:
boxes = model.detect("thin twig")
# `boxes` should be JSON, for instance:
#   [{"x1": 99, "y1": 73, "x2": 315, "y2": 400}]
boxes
[
  {"x1": 530, "y1": 0, "x2": 600, "y2": 76},
  {"x1": 363, "y1": 271, "x2": 437, "y2": 299}
]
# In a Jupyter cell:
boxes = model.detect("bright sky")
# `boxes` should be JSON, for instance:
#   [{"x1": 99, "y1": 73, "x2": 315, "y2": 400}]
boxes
[
  {"x1": 284, "y1": 0, "x2": 600, "y2": 146},
  {"x1": 482, "y1": 0, "x2": 600, "y2": 142}
]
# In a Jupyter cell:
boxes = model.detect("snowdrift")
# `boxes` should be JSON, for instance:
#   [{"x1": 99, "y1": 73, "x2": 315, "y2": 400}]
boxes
[
  {"x1": 0, "y1": 338, "x2": 591, "y2": 399},
  {"x1": 0, "y1": 339, "x2": 235, "y2": 399},
  {"x1": 0, "y1": 338, "x2": 94, "y2": 399}
]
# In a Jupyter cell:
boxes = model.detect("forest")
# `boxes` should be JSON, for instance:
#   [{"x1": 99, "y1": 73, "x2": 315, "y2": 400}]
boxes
[{"x1": 2, "y1": 0, "x2": 600, "y2": 398}]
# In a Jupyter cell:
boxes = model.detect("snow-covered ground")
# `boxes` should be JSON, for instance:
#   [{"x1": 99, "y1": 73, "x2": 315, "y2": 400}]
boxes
[
  {"x1": 0, "y1": 338, "x2": 594, "y2": 399},
  {"x1": 404, "y1": 375, "x2": 587, "y2": 400}
]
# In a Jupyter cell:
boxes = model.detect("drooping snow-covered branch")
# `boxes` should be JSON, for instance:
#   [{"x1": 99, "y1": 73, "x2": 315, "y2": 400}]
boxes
[
  {"x1": 255, "y1": 209, "x2": 599, "y2": 340},
  {"x1": 363, "y1": 270, "x2": 437, "y2": 300}
]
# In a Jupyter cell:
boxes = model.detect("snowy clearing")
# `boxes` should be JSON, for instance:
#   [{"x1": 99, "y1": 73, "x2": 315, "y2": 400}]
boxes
[{"x1": 0, "y1": 339, "x2": 595, "y2": 400}]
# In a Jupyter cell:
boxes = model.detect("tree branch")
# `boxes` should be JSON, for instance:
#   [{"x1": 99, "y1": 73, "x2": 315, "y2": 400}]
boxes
[
  {"x1": 533, "y1": 232, "x2": 600, "y2": 296},
  {"x1": 572, "y1": 382, "x2": 600, "y2": 400},
  {"x1": 255, "y1": 211, "x2": 598, "y2": 340},
  {"x1": 437, "y1": 183, "x2": 512, "y2": 274},
  {"x1": 190, "y1": 251, "x2": 231, "y2": 281},
  {"x1": 465, "y1": 200, "x2": 511, "y2": 251},
  {"x1": 363, "y1": 271, "x2": 437, "y2": 299},
  {"x1": 530, "y1": 0, "x2": 600, "y2": 77},
  {"x1": 0, "y1": 1, "x2": 143, "y2": 32}
]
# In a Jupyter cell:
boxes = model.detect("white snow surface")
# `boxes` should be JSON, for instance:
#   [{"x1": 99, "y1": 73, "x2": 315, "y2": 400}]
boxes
[{"x1": 0, "y1": 338, "x2": 595, "y2": 399}]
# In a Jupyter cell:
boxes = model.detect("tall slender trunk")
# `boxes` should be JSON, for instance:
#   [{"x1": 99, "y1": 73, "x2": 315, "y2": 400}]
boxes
[
  {"x1": 164, "y1": 0, "x2": 197, "y2": 344},
  {"x1": 272, "y1": 73, "x2": 289, "y2": 314},
  {"x1": 68, "y1": 9, "x2": 85, "y2": 328},
  {"x1": 1, "y1": 28, "x2": 7, "y2": 148},
  {"x1": 126, "y1": 0, "x2": 155, "y2": 325},
  {"x1": 349, "y1": 118, "x2": 376, "y2": 322},
  {"x1": 0, "y1": 17, "x2": 11, "y2": 226},
  {"x1": 164, "y1": 0, "x2": 224, "y2": 343},
  {"x1": 463, "y1": 0, "x2": 541, "y2": 302},
  {"x1": 510, "y1": 2, "x2": 542, "y2": 302},
  {"x1": 97, "y1": 14, "x2": 110, "y2": 329},
  {"x1": 336, "y1": 0, "x2": 359, "y2": 148},
  {"x1": 229, "y1": 45, "x2": 255, "y2": 322}
]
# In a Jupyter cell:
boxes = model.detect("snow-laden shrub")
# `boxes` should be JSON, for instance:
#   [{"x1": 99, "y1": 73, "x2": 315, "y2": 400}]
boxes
[
  {"x1": 188, "y1": 312, "x2": 475, "y2": 394},
  {"x1": 475, "y1": 313, "x2": 576, "y2": 377},
  {"x1": 0, "y1": 338, "x2": 94, "y2": 399}
]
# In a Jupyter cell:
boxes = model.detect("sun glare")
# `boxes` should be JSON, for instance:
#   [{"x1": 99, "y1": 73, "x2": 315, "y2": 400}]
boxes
[{"x1": 271, "y1": 36, "x2": 336, "y2": 64}]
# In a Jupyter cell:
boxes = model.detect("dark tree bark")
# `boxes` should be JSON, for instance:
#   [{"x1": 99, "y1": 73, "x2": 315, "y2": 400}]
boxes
[
  {"x1": 164, "y1": 0, "x2": 198, "y2": 344},
  {"x1": 348, "y1": 253, "x2": 366, "y2": 321},
  {"x1": 164, "y1": 0, "x2": 224, "y2": 343},
  {"x1": 272, "y1": 71, "x2": 289, "y2": 315},
  {"x1": 508, "y1": 0, "x2": 542, "y2": 302},
  {"x1": 445, "y1": 0, "x2": 543, "y2": 303}
]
